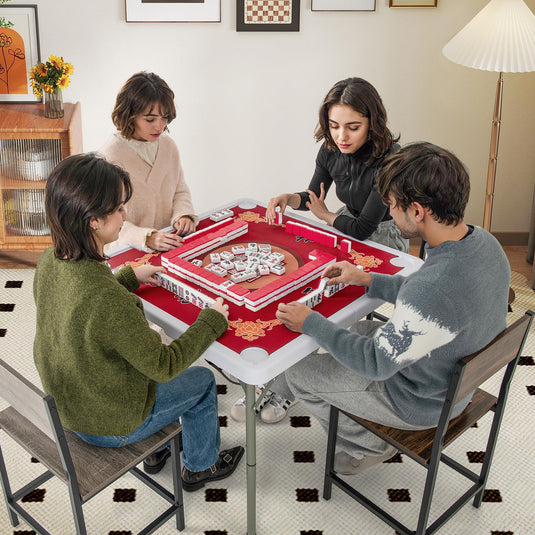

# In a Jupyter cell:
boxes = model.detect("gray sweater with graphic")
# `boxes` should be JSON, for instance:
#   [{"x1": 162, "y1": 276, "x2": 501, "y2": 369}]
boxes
[{"x1": 302, "y1": 226, "x2": 510, "y2": 426}]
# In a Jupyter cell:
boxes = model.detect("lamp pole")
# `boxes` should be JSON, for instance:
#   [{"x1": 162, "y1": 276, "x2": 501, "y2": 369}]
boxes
[{"x1": 483, "y1": 72, "x2": 504, "y2": 232}]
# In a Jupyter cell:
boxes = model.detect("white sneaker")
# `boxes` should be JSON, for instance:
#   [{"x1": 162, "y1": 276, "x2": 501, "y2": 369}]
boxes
[
  {"x1": 333, "y1": 446, "x2": 398, "y2": 475},
  {"x1": 260, "y1": 393, "x2": 297, "y2": 423},
  {"x1": 230, "y1": 386, "x2": 271, "y2": 422}
]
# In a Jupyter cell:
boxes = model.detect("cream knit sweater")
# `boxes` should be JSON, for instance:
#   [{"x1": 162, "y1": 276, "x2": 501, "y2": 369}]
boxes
[{"x1": 99, "y1": 133, "x2": 197, "y2": 252}]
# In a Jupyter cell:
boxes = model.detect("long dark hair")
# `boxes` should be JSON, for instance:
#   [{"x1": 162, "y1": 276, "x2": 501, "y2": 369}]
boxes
[
  {"x1": 315, "y1": 77, "x2": 399, "y2": 160},
  {"x1": 45, "y1": 153, "x2": 132, "y2": 261}
]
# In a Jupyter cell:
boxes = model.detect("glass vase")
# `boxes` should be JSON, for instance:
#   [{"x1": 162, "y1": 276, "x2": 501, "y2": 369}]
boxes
[{"x1": 43, "y1": 88, "x2": 64, "y2": 119}]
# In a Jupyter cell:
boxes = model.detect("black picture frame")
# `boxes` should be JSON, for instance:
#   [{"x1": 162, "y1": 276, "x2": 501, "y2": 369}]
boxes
[{"x1": 236, "y1": 0, "x2": 300, "y2": 32}]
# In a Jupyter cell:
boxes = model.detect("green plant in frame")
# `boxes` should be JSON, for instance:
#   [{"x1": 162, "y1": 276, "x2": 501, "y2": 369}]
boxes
[{"x1": 0, "y1": 0, "x2": 14, "y2": 29}]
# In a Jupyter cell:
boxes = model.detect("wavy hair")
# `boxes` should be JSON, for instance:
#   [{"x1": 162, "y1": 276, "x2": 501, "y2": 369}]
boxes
[
  {"x1": 314, "y1": 77, "x2": 399, "y2": 161},
  {"x1": 111, "y1": 72, "x2": 176, "y2": 139}
]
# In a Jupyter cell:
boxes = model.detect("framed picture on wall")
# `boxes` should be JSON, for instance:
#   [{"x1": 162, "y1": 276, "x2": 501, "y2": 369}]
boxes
[
  {"x1": 311, "y1": 0, "x2": 375, "y2": 11},
  {"x1": 389, "y1": 0, "x2": 437, "y2": 7},
  {"x1": 0, "y1": 4, "x2": 41, "y2": 103},
  {"x1": 125, "y1": 0, "x2": 221, "y2": 23},
  {"x1": 236, "y1": 0, "x2": 300, "y2": 32}
]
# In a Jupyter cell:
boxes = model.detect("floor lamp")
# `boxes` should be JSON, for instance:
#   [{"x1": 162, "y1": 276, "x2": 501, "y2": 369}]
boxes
[{"x1": 442, "y1": 0, "x2": 535, "y2": 232}]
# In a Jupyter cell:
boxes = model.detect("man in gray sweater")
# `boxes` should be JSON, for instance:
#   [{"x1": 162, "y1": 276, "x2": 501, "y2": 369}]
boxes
[{"x1": 275, "y1": 142, "x2": 511, "y2": 475}]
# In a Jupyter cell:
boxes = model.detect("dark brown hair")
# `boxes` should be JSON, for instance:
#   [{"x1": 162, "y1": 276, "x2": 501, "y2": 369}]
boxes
[
  {"x1": 111, "y1": 72, "x2": 177, "y2": 139},
  {"x1": 314, "y1": 77, "x2": 399, "y2": 160},
  {"x1": 377, "y1": 142, "x2": 470, "y2": 225},
  {"x1": 45, "y1": 153, "x2": 132, "y2": 261}
]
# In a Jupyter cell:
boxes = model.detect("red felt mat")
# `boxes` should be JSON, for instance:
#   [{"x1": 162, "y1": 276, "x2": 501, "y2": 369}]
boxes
[{"x1": 108, "y1": 203, "x2": 402, "y2": 355}]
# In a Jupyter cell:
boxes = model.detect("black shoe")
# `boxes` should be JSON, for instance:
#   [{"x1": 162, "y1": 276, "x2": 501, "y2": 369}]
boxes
[
  {"x1": 143, "y1": 445, "x2": 171, "y2": 474},
  {"x1": 181, "y1": 446, "x2": 245, "y2": 492}
]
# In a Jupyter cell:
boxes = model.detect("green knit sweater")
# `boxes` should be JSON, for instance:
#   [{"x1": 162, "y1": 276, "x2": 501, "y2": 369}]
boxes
[{"x1": 33, "y1": 247, "x2": 228, "y2": 435}]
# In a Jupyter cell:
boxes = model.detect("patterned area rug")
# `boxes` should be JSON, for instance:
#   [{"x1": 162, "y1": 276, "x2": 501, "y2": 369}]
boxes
[{"x1": 0, "y1": 269, "x2": 534, "y2": 535}]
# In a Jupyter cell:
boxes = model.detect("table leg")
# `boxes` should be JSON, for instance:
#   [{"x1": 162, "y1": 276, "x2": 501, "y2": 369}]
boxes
[{"x1": 245, "y1": 382, "x2": 256, "y2": 534}]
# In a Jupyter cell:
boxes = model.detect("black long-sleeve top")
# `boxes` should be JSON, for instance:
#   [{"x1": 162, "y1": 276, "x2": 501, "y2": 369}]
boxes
[{"x1": 296, "y1": 142, "x2": 400, "y2": 240}]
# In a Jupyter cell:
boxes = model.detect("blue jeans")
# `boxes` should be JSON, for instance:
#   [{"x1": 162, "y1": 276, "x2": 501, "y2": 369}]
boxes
[{"x1": 75, "y1": 366, "x2": 220, "y2": 472}]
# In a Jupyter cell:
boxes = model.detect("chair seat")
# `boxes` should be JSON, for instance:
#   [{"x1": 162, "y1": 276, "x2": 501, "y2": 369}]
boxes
[
  {"x1": 0, "y1": 407, "x2": 181, "y2": 502},
  {"x1": 340, "y1": 388, "x2": 497, "y2": 467}
]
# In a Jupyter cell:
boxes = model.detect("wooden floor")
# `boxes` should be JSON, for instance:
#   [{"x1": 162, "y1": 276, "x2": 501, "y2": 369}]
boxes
[{"x1": 1, "y1": 245, "x2": 533, "y2": 283}]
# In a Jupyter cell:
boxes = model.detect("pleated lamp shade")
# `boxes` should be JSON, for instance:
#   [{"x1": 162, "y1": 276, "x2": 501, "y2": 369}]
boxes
[{"x1": 442, "y1": 0, "x2": 535, "y2": 73}]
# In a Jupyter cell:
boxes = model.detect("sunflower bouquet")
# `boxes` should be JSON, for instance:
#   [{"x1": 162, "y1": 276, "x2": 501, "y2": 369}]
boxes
[{"x1": 29, "y1": 55, "x2": 74, "y2": 98}]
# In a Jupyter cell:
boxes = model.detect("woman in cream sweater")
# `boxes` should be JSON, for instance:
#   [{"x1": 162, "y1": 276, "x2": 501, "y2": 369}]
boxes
[{"x1": 100, "y1": 72, "x2": 197, "y2": 253}]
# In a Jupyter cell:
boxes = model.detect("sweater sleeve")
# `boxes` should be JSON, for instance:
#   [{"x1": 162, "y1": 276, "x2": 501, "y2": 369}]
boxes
[
  {"x1": 92, "y1": 288, "x2": 228, "y2": 383},
  {"x1": 106, "y1": 221, "x2": 158, "y2": 253},
  {"x1": 296, "y1": 145, "x2": 334, "y2": 210},
  {"x1": 301, "y1": 278, "x2": 459, "y2": 381},
  {"x1": 114, "y1": 264, "x2": 140, "y2": 292},
  {"x1": 367, "y1": 273, "x2": 406, "y2": 304}
]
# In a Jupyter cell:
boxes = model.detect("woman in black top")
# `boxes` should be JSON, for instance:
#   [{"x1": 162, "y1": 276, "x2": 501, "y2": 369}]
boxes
[{"x1": 266, "y1": 77, "x2": 408, "y2": 253}]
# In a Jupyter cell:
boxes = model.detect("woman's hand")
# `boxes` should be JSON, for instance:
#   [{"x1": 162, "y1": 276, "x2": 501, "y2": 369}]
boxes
[
  {"x1": 174, "y1": 216, "x2": 196, "y2": 237},
  {"x1": 276, "y1": 301, "x2": 312, "y2": 333},
  {"x1": 210, "y1": 297, "x2": 229, "y2": 322},
  {"x1": 306, "y1": 183, "x2": 337, "y2": 226},
  {"x1": 133, "y1": 264, "x2": 166, "y2": 285},
  {"x1": 266, "y1": 193, "x2": 299, "y2": 224},
  {"x1": 146, "y1": 231, "x2": 184, "y2": 252}
]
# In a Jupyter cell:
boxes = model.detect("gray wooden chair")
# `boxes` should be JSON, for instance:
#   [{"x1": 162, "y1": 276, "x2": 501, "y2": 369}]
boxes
[
  {"x1": 324, "y1": 310, "x2": 533, "y2": 535},
  {"x1": 0, "y1": 359, "x2": 184, "y2": 534}
]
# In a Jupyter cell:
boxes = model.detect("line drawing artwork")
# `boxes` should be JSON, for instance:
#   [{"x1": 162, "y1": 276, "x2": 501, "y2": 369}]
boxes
[{"x1": 0, "y1": 28, "x2": 26, "y2": 95}]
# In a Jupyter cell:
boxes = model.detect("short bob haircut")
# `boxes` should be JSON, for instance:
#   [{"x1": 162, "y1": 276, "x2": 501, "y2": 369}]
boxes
[
  {"x1": 377, "y1": 142, "x2": 470, "y2": 226},
  {"x1": 315, "y1": 77, "x2": 399, "y2": 161},
  {"x1": 111, "y1": 72, "x2": 177, "y2": 140},
  {"x1": 45, "y1": 153, "x2": 133, "y2": 262}
]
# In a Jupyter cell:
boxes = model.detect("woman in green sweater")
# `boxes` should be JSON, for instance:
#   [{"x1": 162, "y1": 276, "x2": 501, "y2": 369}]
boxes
[{"x1": 33, "y1": 153, "x2": 243, "y2": 491}]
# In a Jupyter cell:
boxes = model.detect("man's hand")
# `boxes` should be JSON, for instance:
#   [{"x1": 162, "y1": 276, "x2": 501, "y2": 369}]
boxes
[
  {"x1": 133, "y1": 264, "x2": 166, "y2": 285},
  {"x1": 210, "y1": 297, "x2": 229, "y2": 322},
  {"x1": 146, "y1": 231, "x2": 184, "y2": 252},
  {"x1": 276, "y1": 301, "x2": 312, "y2": 333},
  {"x1": 322, "y1": 261, "x2": 372, "y2": 288},
  {"x1": 174, "y1": 216, "x2": 196, "y2": 237}
]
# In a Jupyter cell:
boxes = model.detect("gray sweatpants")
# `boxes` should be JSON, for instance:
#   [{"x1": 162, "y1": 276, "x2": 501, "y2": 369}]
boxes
[
  {"x1": 275, "y1": 321, "x2": 430, "y2": 460},
  {"x1": 337, "y1": 206, "x2": 409, "y2": 253}
]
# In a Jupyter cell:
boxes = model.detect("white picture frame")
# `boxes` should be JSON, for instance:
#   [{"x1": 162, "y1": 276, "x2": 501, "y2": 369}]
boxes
[
  {"x1": 125, "y1": 0, "x2": 221, "y2": 23},
  {"x1": 311, "y1": 0, "x2": 375, "y2": 11},
  {"x1": 0, "y1": 4, "x2": 41, "y2": 103}
]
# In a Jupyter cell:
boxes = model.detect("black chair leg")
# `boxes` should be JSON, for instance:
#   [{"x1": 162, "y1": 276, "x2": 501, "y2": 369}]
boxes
[
  {"x1": 323, "y1": 406, "x2": 339, "y2": 501},
  {"x1": 171, "y1": 434, "x2": 185, "y2": 531},
  {"x1": 0, "y1": 445, "x2": 19, "y2": 528}
]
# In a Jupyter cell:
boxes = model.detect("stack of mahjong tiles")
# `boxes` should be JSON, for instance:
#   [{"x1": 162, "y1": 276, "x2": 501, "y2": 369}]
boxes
[
  {"x1": 160, "y1": 216, "x2": 338, "y2": 311},
  {"x1": 203, "y1": 243, "x2": 285, "y2": 283}
]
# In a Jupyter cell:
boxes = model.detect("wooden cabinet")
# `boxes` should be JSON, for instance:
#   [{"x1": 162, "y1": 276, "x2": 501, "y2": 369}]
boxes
[{"x1": 0, "y1": 102, "x2": 82, "y2": 251}]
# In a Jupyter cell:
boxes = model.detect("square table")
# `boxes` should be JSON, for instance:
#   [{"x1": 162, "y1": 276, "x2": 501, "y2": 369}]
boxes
[{"x1": 108, "y1": 198, "x2": 423, "y2": 534}]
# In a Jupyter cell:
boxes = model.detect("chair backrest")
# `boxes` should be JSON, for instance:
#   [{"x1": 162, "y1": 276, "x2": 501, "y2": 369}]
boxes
[
  {"x1": 0, "y1": 359, "x2": 56, "y2": 441},
  {"x1": 454, "y1": 311, "x2": 533, "y2": 405}
]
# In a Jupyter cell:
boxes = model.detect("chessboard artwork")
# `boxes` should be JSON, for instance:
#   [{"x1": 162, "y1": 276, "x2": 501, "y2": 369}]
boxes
[
  {"x1": 244, "y1": 0, "x2": 292, "y2": 24},
  {"x1": 236, "y1": 0, "x2": 300, "y2": 32}
]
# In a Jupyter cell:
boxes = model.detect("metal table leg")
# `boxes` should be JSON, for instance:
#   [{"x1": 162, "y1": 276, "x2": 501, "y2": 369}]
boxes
[{"x1": 245, "y1": 382, "x2": 256, "y2": 534}]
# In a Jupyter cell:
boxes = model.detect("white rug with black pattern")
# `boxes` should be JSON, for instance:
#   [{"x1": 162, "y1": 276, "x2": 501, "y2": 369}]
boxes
[{"x1": 0, "y1": 269, "x2": 534, "y2": 535}]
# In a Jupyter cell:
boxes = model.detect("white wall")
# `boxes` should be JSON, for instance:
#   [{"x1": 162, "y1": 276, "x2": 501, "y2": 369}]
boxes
[{"x1": 16, "y1": 0, "x2": 535, "y2": 233}]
